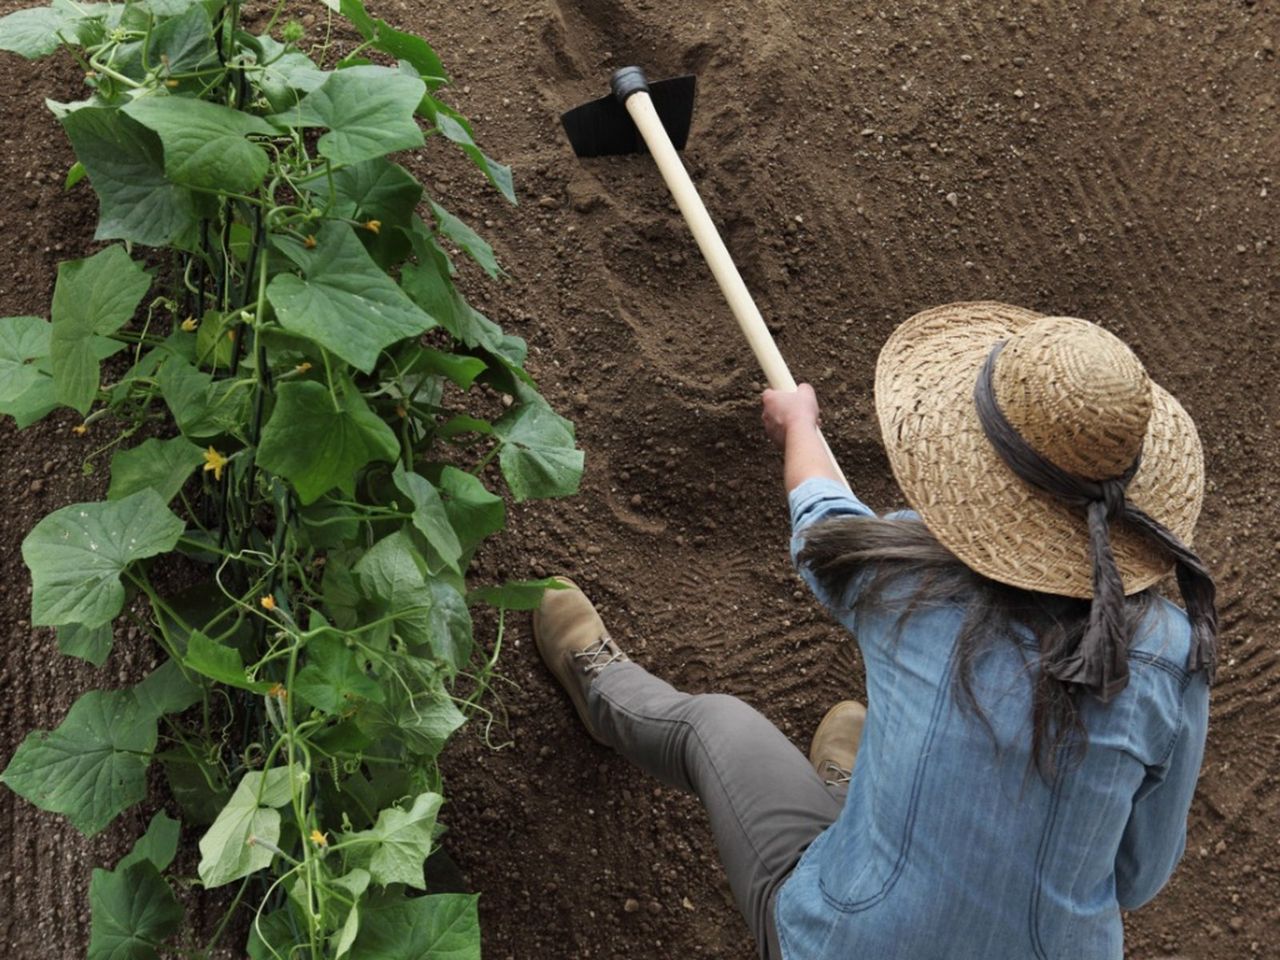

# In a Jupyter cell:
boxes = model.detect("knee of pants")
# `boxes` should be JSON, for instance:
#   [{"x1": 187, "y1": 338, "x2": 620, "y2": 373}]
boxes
[{"x1": 680, "y1": 692, "x2": 768, "y2": 743}]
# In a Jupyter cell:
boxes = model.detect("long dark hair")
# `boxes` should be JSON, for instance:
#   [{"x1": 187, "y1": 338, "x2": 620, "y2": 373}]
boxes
[{"x1": 798, "y1": 514, "x2": 1154, "y2": 779}]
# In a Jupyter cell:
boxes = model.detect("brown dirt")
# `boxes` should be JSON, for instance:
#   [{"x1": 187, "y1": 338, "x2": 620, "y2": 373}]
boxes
[{"x1": 2, "y1": 1, "x2": 1278, "y2": 958}]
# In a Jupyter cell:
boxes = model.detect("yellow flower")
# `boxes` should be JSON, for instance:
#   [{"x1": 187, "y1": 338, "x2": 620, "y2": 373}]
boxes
[
  {"x1": 304, "y1": 234, "x2": 317, "y2": 249},
  {"x1": 72, "y1": 423, "x2": 89, "y2": 435},
  {"x1": 267, "y1": 682, "x2": 287, "y2": 700},
  {"x1": 309, "y1": 829, "x2": 328, "y2": 847},
  {"x1": 260, "y1": 594, "x2": 277, "y2": 611},
  {"x1": 296, "y1": 361, "x2": 312, "y2": 374},
  {"x1": 181, "y1": 316, "x2": 198, "y2": 332},
  {"x1": 203, "y1": 446, "x2": 228, "y2": 481},
  {"x1": 363, "y1": 219, "x2": 381, "y2": 235},
  {"x1": 394, "y1": 404, "x2": 407, "y2": 419},
  {"x1": 164, "y1": 79, "x2": 179, "y2": 88},
  {"x1": 226, "y1": 328, "x2": 236, "y2": 341}
]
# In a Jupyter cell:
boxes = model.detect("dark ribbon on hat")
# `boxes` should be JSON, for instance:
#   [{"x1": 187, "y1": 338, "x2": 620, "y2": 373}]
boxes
[{"x1": 974, "y1": 342, "x2": 1217, "y2": 701}]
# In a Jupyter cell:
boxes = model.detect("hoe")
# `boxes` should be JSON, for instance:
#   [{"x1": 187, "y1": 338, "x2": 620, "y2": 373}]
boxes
[{"x1": 561, "y1": 66, "x2": 848, "y2": 487}]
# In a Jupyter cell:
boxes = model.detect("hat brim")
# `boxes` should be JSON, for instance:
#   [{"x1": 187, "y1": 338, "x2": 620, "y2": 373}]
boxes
[{"x1": 874, "y1": 302, "x2": 1204, "y2": 598}]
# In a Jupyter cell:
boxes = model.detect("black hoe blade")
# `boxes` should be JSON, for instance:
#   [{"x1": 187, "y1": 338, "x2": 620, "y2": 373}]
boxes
[{"x1": 561, "y1": 72, "x2": 697, "y2": 158}]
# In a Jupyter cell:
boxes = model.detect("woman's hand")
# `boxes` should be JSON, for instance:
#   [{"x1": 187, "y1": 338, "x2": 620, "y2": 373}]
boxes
[{"x1": 761, "y1": 384, "x2": 820, "y2": 449}]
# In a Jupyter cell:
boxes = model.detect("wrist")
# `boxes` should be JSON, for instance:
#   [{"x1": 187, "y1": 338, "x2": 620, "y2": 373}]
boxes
[{"x1": 783, "y1": 416, "x2": 819, "y2": 438}]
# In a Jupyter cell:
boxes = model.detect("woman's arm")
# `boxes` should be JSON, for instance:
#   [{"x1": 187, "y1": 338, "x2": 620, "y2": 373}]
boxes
[
  {"x1": 763, "y1": 384, "x2": 873, "y2": 612},
  {"x1": 1114, "y1": 673, "x2": 1210, "y2": 910},
  {"x1": 761, "y1": 384, "x2": 844, "y2": 491}
]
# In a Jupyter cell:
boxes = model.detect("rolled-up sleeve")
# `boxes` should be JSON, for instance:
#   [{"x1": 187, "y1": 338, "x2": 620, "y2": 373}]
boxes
[
  {"x1": 788, "y1": 478, "x2": 876, "y2": 614},
  {"x1": 1115, "y1": 672, "x2": 1210, "y2": 910}
]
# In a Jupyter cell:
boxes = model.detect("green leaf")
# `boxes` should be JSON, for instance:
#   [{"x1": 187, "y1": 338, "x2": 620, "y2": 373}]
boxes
[
  {"x1": 108, "y1": 437, "x2": 205, "y2": 503},
  {"x1": 22, "y1": 490, "x2": 185, "y2": 628},
  {"x1": 293, "y1": 631, "x2": 384, "y2": 713},
  {"x1": 320, "y1": 157, "x2": 422, "y2": 228},
  {"x1": 155, "y1": 581, "x2": 254, "y2": 659},
  {"x1": 257, "y1": 380, "x2": 399, "y2": 505},
  {"x1": 493, "y1": 401, "x2": 584, "y2": 501},
  {"x1": 354, "y1": 894, "x2": 481, "y2": 960},
  {"x1": 159, "y1": 749, "x2": 229, "y2": 827},
  {"x1": 0, "y1": 376, "x2": 57, "y2": 426},
  {"x1": 354, "y1": 792, "x2": 442, "y2": 889},
  {"x1": 322, "y1": 555, "x2": 361, "y2": 630},
  {"x1": 266, "y1": 222, "x2": 435, "y2": 373},
  {"x1": 430, "y1": 201, "x2": 501, "y2": 278},
  {"x1": 123, "y1": 96, "x2": 275, "y2": 193},
  {"x1": 140, "y1": 0, "x2": 205, "y2": 15},
  {"x1": 0, "y1": 6, "x2": 73, "y2": 58},
  {"x1": 400, "y1": 346, "x2": 486, "y2": 391},
  {"x1": 0, "y1": 689, "x2": 156, "y2": 835},
  {"x1": 119, "y1": 811, "x2": 181, "y2": 872},
  {"x1": 424, "y1": 579, "x2": 473, "y2": 672},
  {"x1": 246, "y1": 909, "x2": 299, "y2": 960},
  {"x1": 0, "y1": 316, "x2": 49, "y2": 403},
  {"x1": 57, "y1": 621, "x2": 113, "y2": 666},
  {"x1": 65, "y1": 160, "x2": 86, "y2": 190},
  {"x1": 228, "y1": 224, "x2": 253, "y2": 263},
  {"x1": 61, "y1": 106, "x2": 201, "y2": 250},
  {"x1": 134, "y1": 659, "x2": 202, "y2": 717},
  {"x1": 157, "y1": 353, "x2": 245, "y2": 438},
  {"x1": 353, "y1": 530, "x2": 431, "y2": 646},
  {"x1": 421, "y1": 96, "x2": 515, "y2": 203},
  {"x1": 331, "y1": 869, "x2": 370, "y2": 958},
  {"x1": 87, "y1": 861, "x2": 183, "y2": 960},
  {"x1": 192, "y1": 310, "x2": 239, "y2": 371},
  {"x1": 437, "y1": 466, "x2": 505, "y2": 554},
  {"x1": 146, "y1": 3, "x2": 216, "y2": 76},
  {"x1": 360, "y1": 684, "x2": 465, "y2": 759},
  {"x1": 255, "y1": 36, "x2": 327, "y2": 110},
  {"x1": 336, "y1": 900, "x2": 361, "y2": 958},
  {"x1": 401, "y1": 221, "x2": 518, "y2": 356},
  {"x1": 329, "y1": 0, "x2": 446, "y2": 86},
  {"x1": 295, "y1": 497, "x2": 360, "y2": 551},
  {"x1": 197, "y1": 768, "x2": 296, "y2": 887},
  {"x1": 184, "y1": 631, "x2": 271, "y2": 692},
  {"x1": 272, "y1": 65, "x2": 425, "y2": 166},
  {"x1": 437, "y1": 415, "x2": 492, "y2": 440},
  {"x1": 393, "y1": 465, "x2": 461, "y2": 574},
  {"x1": 468, "y1": 577, "x2": 567, "y2": 611},
  {"x1": 49, "y1": 245, "x2": 151, "y2": 414},
  {"x1": 107, "y1": 333, "x2": 168, "y2": 405}
]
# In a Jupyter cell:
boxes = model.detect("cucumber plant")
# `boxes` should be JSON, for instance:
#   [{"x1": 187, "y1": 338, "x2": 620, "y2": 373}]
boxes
[{"x1": 0, "y1": 1, "x2": 582, "y2": 957}]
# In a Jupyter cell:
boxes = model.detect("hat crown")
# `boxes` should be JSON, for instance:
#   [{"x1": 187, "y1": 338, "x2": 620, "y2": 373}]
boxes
[{"x1": 992, "y1": 317, "x2": 1153, "y2": 480}]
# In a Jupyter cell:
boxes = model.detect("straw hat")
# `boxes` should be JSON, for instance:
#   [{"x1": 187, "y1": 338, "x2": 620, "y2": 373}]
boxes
[{"x1": 874, "y1": 302, "x2": 1204, "y2": 598}]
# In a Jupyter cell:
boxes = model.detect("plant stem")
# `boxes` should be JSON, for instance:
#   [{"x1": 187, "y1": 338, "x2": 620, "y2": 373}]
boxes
[
  {"x1": 202, "y1": 875, "x2": 252, "y2": 955},
  {"x1": 281, "y1": 632, "x2": 323, "y2": 955},
  {"x1": 262, "y1": 0, "x2": 289, "y2": 36},
  {"x1": 320, "y1": 349, "x2": 341, "y2": 413}
]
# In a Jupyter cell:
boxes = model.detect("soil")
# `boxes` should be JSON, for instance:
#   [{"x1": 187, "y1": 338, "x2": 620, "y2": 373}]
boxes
[{"x1": 2, "y1": 1, "x2": 1278, "y2": 958}]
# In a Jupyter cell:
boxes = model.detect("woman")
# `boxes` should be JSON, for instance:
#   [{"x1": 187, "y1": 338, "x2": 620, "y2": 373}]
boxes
[{"x1": 534, "y1": 302, "x2": 1214, "y2": 959}]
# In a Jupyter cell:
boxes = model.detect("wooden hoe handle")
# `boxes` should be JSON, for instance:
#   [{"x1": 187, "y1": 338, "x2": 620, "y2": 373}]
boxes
[{"x1": 621, "y1": 89, "x2": 850, "y2": 489}]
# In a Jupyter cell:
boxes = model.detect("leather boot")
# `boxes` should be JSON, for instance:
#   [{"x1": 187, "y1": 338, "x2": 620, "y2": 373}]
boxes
[
  {"x1": 533, "y1": 578, "x2": 629, "y2": 744},
  {"x1": 809, "y1": 700, "x2": 866, "y2": 786}
]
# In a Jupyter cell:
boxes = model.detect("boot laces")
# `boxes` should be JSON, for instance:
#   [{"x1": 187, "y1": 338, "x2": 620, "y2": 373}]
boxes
[
  {"x1": 821, "y1": 759, "x2": 852, "y2": 787},
  {"x1": 573, "y1": 634, "x2": 627, "y2": 675}
]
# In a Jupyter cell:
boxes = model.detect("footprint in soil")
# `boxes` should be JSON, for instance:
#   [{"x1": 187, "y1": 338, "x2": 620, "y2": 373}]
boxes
[
  {"x1": 541, "y1": 0, "x2": 683, "y2": 83},
  {"x1": 537, "y1": 0, "x2": 807, "y2": 401}
]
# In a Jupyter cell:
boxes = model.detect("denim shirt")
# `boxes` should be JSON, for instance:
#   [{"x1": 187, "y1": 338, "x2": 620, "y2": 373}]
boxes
[{"x1": 775, "y1": 479, "x2": 1209, "y2": 960}]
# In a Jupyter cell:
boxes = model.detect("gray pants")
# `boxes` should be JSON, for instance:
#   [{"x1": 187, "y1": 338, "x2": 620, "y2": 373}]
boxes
[{"x1": 587, "y1": 661, "x2": 846, "y2": 960}]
